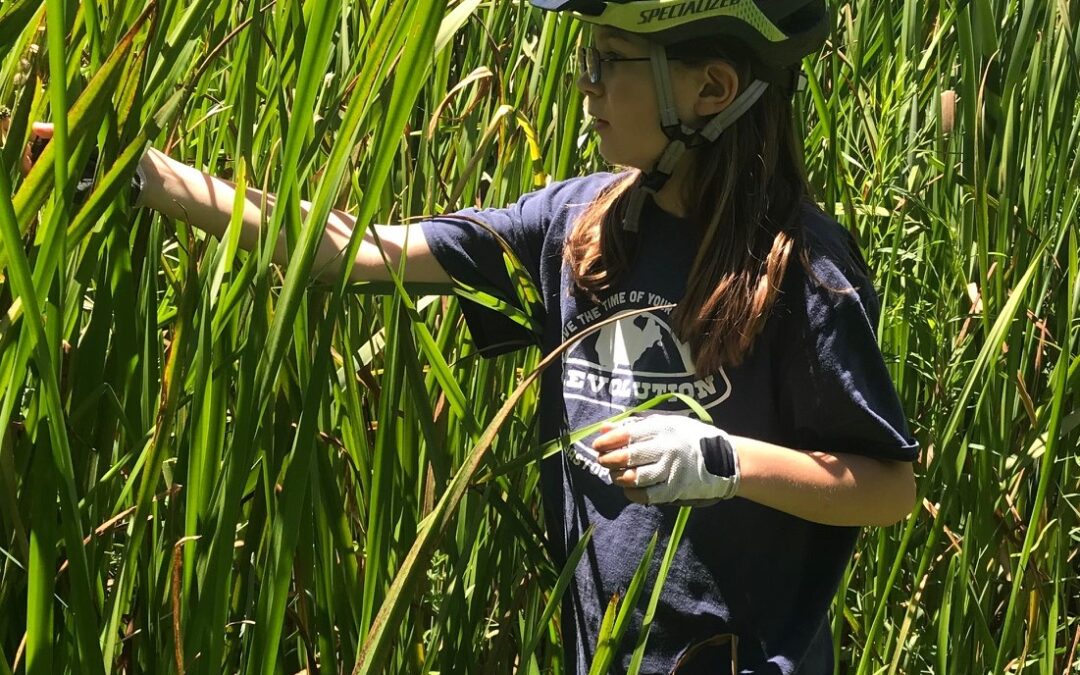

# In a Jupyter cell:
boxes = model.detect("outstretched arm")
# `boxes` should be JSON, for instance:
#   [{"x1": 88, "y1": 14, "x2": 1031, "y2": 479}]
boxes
[
  {"x1": 24, "y1": 123, "x2": 451, "y2": 288},
  {"x1": 139, "y1": 147, "x2": 452, "y2": 287}
]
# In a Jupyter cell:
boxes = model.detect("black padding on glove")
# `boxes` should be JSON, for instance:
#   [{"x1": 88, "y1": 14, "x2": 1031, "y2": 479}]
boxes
[{"x1": 700, "y1": 434, "x2": 736, "y2": 478}]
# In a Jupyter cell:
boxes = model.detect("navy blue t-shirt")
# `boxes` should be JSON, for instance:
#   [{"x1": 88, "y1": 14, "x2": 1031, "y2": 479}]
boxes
[{"x1": 419, "y1": 172, "x2": 918, "y2": 674}]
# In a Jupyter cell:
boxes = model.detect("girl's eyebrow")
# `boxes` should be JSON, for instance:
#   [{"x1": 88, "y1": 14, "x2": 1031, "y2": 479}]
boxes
[
  {"x1": 593, "y1": 32, "x2": 633, "y2": 50},
  {"x1": 593, "y1": 27, "x2": 632, "y2": 43}
]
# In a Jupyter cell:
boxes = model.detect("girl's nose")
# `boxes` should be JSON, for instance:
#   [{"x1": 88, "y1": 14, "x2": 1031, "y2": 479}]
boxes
[{"x1": 575, "y1": 71, "x2": 601, "y2": 97}]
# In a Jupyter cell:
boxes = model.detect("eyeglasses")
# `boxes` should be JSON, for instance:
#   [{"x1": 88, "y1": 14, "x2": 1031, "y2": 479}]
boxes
[{"x1": 577, "y1": 46, "x2": 654, "y2": 85}]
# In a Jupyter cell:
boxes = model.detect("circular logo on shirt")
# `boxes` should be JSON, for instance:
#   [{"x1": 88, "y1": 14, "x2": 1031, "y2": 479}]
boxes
[{"x1": 560, "y1": 293, "x2": 732, "y2": 480}]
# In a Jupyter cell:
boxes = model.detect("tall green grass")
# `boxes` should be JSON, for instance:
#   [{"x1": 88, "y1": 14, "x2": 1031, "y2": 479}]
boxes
[{"x1": 0, "y1": 0, "x2": 1077, "y2": 673}]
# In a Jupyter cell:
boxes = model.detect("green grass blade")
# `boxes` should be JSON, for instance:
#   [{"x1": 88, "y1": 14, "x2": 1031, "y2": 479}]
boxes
[
  {"x1": 589, "y1": 532, "x2": 658, "y2": 675},
  {"x1": 520, "y1": 524, "x2": 595, "y2": 665},
  {"x1": 626, "y1": 505, "x2": 692, "y2": 675}
]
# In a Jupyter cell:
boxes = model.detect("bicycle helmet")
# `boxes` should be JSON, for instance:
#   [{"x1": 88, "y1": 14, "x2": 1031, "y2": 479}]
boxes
[{"x1": 530, "y1": 0, "x2": 830, "y2": 231}]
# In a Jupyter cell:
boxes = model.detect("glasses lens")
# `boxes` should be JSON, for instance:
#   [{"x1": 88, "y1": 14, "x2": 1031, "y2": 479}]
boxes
[
  {"x1": 586, "y1": 47, "x2": 600, "y2": 84},
  {"x1": 576, "y1": 46, "x2": 602, "y2": 84}
]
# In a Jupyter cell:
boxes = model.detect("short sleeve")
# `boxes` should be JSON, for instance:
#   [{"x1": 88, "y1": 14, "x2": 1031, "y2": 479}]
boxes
[
  {"x1": 419, "y1": 185, "x2": 554, "y2": 358},
  {"x1": 774, "y1": 221, "x2": 919, "y2": 463}
]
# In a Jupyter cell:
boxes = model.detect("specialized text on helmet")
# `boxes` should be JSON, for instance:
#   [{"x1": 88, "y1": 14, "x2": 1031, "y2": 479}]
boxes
[{"x1": 637, "y1": 0, "x2": 743, "y2": 26}]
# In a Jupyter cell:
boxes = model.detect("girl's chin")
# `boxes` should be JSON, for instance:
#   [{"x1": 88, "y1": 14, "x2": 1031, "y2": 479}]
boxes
[{"x1": 595, "y1": 140, "x2": 657, "y2": 172}]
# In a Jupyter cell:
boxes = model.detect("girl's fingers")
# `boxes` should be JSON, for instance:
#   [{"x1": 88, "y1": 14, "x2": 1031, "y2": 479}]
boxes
[
  {"x1": 597, "y1": 448, "x2": 631, "y2": 469},
  {"x1": 609, "y1": 467, "x2": 637, "y2": 487},
  {"x1": 598, "y1": 415, "x2": 637, "y2": 436},
  {"x1": 21, "y1": 123, "x2": 53, "y2": 175},
  {"x1": 592, "y1": 428, "x2": 630, "y2": 453}
]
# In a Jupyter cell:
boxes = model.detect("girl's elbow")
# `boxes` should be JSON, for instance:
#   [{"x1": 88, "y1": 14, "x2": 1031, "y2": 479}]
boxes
[{"x1": 876, "y1": 460, "x2": 917, "y2": 526}]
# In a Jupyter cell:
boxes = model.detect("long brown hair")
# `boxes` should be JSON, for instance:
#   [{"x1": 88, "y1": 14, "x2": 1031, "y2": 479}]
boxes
[{"x1": 563, "y1": 36, "x2": 818, "y2": 377}]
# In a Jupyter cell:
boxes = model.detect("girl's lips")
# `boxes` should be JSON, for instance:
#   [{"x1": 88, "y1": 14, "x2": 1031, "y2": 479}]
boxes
[{"x1": 594, "y1": 119, "x2": 609, "y2": 131}]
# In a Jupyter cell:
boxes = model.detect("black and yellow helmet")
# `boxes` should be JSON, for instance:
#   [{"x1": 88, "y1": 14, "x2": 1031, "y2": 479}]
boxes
[
  {"x1": 531, "y1": 0, "x2": 829, "y2": 90},
  {"x1": 530, "y1": 0, "x2": 831, "y2": 231}
]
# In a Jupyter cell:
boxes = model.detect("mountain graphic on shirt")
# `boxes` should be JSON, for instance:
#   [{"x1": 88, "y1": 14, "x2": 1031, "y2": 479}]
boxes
[
  {"x1": 588, "y1": 313, "x2": 695, "y2": 375},
  {"x1": 564, "y1": 310, "x2": 730, "y2": 403},
  {"x1": 561, "y1": 307, "x2": 731, "y2": 480}
]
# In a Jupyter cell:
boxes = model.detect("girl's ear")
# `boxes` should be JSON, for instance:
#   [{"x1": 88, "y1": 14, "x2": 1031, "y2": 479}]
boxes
[{"x1": 694, "y1": 62, "x2": 740, "y2": 117}]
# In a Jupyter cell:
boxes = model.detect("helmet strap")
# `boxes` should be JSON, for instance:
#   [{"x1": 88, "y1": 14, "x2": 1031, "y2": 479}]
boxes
[{"x1": 622, "y1": 44, "x2": 770, "y2": 233}]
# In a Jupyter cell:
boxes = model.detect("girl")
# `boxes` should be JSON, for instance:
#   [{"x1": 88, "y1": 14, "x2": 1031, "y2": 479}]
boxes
[{"x1": 26, "y1": 0, "x2": 919, "y2": 671}]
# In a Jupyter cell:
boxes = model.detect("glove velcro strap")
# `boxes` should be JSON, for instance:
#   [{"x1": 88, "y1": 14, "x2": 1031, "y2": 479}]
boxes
[{"x1": 700, "y1": 433, "x2": 737, "y2": 479}]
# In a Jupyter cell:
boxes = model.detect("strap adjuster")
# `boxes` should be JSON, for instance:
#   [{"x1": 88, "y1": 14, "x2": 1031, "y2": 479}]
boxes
[{"x1": 792, "y1": 69, "x2": 808, "y2": 94}]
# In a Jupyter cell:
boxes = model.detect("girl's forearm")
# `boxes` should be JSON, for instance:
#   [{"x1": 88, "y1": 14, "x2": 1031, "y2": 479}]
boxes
[
  {"x1": 140, "y1": 148, "x2": 312, "y2": 272},
  {"x1": 732, "y1": 435, "x2": 917, "y2": 527},
  {"x1": 137, "y1": 148, "x2": 447, "y2": 285}
]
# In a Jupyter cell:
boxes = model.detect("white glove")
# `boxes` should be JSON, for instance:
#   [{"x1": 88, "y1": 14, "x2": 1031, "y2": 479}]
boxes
[{"x1": 596, "y1": 414, "x2": 741, "y2": 506}]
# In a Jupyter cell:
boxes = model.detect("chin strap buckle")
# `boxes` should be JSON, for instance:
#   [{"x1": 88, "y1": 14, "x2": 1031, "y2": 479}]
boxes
[
  {"x1": 791, "y1": 68, "x2": 808, "y2": 96},
  {"x1": 621, "y1": 45, "x2": 774, "y2": 233}
]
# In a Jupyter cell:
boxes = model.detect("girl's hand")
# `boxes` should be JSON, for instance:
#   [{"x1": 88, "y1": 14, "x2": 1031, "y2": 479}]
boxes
[
  {"x1": 593, "y1": 414, "x2": 741, "y2": 506},
  {"x1": 21, "y1": 122, "x2": 53, "y2": 175},
  {"x1": 19, "y1": 122, "x2": 134, "y2": 208}
]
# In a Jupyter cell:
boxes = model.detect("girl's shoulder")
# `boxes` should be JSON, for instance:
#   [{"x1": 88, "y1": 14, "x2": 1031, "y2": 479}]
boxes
[
  {"x1": 494, "y1": 171, "x2": 625, "y2": 245},
  {"x1": 774, "y1": 201, "x2": 882, "y2": 329},
  {"x1": 519, "y1": 170, "x2": 623, "y2": 212},
  {"x1": 793, "y1": 201, "x2": 874, "y2": 289}
]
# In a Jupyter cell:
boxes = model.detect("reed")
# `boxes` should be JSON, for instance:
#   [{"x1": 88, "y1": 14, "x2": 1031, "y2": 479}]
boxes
[{"x1": 0, "y1": 0, "x2": 1076, "y2": 672}]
